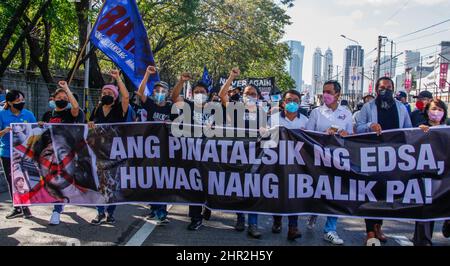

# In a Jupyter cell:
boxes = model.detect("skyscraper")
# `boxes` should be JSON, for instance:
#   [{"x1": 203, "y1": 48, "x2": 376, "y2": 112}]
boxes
[
  {"x1": 285, "y1": 40, "x2": 305, "y2": 91},
  {"x1": 405, "y1": 50, "x2": 421, "y2": 70},
  {"x1": 343, "y1": 45, "x2": 364, "y2": 95},
  {"x1": 323, "y1": 48, "x2": 333, "y2": 81},
  {"x1": 312, "y1": 47, "x2": 323, "y2": 95}
]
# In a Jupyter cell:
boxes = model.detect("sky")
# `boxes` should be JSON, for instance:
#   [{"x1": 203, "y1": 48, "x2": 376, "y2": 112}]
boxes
[{"x1": 282, "y1": 0, "x2": 450, "y2": 86}]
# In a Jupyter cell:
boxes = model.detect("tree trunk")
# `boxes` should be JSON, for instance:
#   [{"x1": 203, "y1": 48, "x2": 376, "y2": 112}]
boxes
[
  {"x1": 68, "y1": 0, "x2": 104, "y2": 89},
  {"x1": 0, "y1": 0, "x2": 51, "y2": 78},
  {"x1": 0, "y1": 0, "x2": 31, "y2": 59}
]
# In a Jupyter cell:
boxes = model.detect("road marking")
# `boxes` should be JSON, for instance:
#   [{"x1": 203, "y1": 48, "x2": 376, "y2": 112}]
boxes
[
  {"x1": 387, "y1": 235, "x2": 414, "y2": 246},
  {"x1": 125, "y1": 205, "x2": 172, "y2": 246}
]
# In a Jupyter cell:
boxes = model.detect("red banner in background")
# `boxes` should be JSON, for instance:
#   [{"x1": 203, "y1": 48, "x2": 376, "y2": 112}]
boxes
[{"x1": 440, "y1": 63, "x2": 449, "y2": 90}]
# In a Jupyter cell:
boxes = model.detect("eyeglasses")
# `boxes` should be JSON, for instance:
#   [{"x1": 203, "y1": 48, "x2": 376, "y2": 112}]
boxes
[{"x1": 284, "y1": 98, "x2": 300, "y2": 104}]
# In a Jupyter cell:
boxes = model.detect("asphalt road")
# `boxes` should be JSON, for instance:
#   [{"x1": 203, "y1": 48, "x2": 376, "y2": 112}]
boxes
[{"x1": 1, "y1": 190, "x2": 449, "y2": 246}]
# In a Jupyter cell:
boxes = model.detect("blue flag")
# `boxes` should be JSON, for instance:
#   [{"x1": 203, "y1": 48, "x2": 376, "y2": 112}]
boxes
[
  {"x1": 202, "y1": 65, "x2": 213, "y2": 92},
  {"x1": 90, "y1": 0, "x2": 159, "y2": 95}
]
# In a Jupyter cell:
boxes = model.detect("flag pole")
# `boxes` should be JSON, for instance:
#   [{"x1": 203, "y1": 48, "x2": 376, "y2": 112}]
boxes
[{"x1": 68, "y1": 0, "x2": 107, "y2": 86}]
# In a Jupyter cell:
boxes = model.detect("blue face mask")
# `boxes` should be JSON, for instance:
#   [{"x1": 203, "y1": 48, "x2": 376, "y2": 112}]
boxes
[
  {"x1": 271, "y1": 94, "x2": 281, "y2": 102},
  {"x1": 48, "y1": 100, "x2": 56, "y2": 110},
  {"x1": 154, "y1": 92, "x2": 167, "y2": 104},
  {"x1": 285, "y1": 102, "x2": 299, "y2": 113}
]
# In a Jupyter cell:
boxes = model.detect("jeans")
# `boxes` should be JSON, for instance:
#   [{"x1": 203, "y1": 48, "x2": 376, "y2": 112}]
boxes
[
  {"x1": 151, "y1": 204, "x2": 168, "y2": 217},
  {"x1": 324, "y1": 216, "x2": 338, "y2": 233},
  {"x1": 96, "y1": 205, "x2": 116, "y2": 215},
  {"x1": 273, "y1": 215, "x2": 298, "y2": 227},
  {"x1": 53, "y1": 205, "x2": 64, "y2": 214},
  {"x1": 237, "y1": 213, "x2": 258, "y2": 225}
]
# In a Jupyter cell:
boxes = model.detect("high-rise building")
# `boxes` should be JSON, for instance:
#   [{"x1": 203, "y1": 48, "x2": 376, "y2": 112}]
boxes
[
  {"x1": 405, "y1": 50, "x2": 420, "y2": 70},
  {"x1": 285, "y1": 40, "x2": 305, "y2": 91},
  {"x1": 343, "y1": 45, "x2": 364, "y2": 95},
  {"x1": 312, "y1": 47, "x2": 323, "y2": 95},
  {"x1": 440, "y1": 41, "x2": 450, "y2": 64},
  {"x1": 379, "y1": 55, "x2": 398, "y2": 78},
  {"x1": 323, "y1": 48, "x2": 333, "y2": 81}
]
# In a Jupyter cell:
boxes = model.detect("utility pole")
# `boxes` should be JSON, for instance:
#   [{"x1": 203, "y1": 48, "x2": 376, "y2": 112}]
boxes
[
  {"x1": 389, "y1": 40, "x2": 394, "y2": 78},
  {"x1": 419, "y1": 56, "x2": 423, "y2": 92},
  {"x1": 376, "y1": 36, "x2": 385, "y2": 81}
]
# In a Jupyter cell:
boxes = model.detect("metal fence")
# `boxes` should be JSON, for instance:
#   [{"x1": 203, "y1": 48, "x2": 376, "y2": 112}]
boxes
[{"x1": 1, "y1": 78, "x2": 103, "y2": 121}]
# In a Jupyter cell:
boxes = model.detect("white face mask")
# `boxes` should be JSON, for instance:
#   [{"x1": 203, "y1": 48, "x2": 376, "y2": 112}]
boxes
[
  {"x1": 243, "y1": 96, "x2": 258, "y2": 106},
  {"x1": 194, "y1": 93, "x2": 208, "y2": 105}
]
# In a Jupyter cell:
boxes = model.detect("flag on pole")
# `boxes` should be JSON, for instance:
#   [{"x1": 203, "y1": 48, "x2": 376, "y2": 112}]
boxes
[
  {"x1": 202, "y1": 65, "x2": 213, "y2": 92},
  {"x1": 89, "y1": 0, "x2": 159, "y2": 95}
]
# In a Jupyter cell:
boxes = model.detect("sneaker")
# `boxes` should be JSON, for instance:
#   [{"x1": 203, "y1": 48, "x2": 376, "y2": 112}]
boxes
[
  {"x1": 106, "y1": 215, "x2": 116, "y2": 225},
  {"x1": 187, "y1": 219, "x2": 202, "y2": 231},
  {"x1": 443, "y1": 220, "x2": 450, "y2": 238},
  {"x1": 147, "y1": 210, "x2": 157, "y2": 220},
  {"x1": 202, "y1": 208, "x2": 212, "y2": 221},
  {"x1": 234, "y1": 218, "x2": 245, "y2": 232},
  {"x1": 22, "y1": 207, "x2": 32, "y2": 219},
  {"x1": 157, "y1": 213, "x2": 170, "y2": 225},
  {"x1": 6, "y1": 208, "x2": 22, "y2": 219},
  {"x1": 91, "y1": 213, "x2": 106, "y2": 225},
  {"x1": 307, "y1": 215, "x2": 317, "y2": 230},
  {"x1": 49, "y1": 211, "x2": 61, "y2": 226},
  {"x1": 247, "y1": 225, "x2": 262, "y2": 239},
  {"x1": 272, "y1": 222, "x2": 282, "y2": 234},
  {"x1": 324, "y1": 231, "x2": 344, "y2": 245}
]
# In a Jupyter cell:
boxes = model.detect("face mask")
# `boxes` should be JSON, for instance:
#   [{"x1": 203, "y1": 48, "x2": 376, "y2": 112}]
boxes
[
  {"x1": 12, "y1": 102, "x2": 25, "y2": 111},
  {"x1": 55, "y1": 100, "x2": 69, "y2": 109},
  {"x1": 285, "y1": 102, "x2": 299, "y2": 113},
  {"x1": 416, "y1": 101, "x2": 425, "y2": 112},
  {"x1": 48, "y1": 100, "x2": 56, "y2": 110},
  {"x1": 244, "y1": 96, "x2": 258, "y2": 106},
  {"x1": 154, "y1": 92, "x2": 167, "y2": 104},
  {"x1": 101, "y1": 95, "x2": 114, "y2": 105},
  {"x1": 428, "y1": 110, "x2": 444, "y2": 122},
  {"x1": 378, "y1": 89, "x2": 394, "y2": 101},
  {"x1": 194, "y1": 93, "x2": 208, "y2": 105},
  {"x1": 323, "y1": 93, "x2": 335, "y2": 106},
  {"x1": 271, "y1": 94, "x2": 281, "y2": 102},
  {"x1": 230, "y1": 94, "x2": 241, "y2": 102}
]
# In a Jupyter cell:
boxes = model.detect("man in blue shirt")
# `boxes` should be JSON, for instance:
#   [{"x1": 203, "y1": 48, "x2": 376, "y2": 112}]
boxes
[{"x1": 0, "y1": 90, "x2": 36, "y2": 219}]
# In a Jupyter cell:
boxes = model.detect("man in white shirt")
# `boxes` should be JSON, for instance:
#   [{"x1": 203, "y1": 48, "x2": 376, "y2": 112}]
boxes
[
  {"x1": 304, "y1": 80, "x2": 353, "y2": 245},
  {"x1": 268, "y1": 89, "x2": 308, "y2": 241}
]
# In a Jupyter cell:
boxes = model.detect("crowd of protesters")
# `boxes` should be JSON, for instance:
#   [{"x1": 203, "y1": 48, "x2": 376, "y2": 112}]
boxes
[{"x1": 1, "y1": 67, "x2": 450, "y2": 246}]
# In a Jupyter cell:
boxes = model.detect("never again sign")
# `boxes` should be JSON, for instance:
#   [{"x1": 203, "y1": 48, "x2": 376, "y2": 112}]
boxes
[{"x1": 10, "y1": 122, "x2": 450, "y2": 222}]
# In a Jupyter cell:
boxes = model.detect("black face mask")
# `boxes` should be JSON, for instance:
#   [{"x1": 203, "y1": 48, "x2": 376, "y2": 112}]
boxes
[
  {"x1": 376, "y1": 89, "x2": 395, "y2": 109},
  {"x1": 101, "y1": 95, "x2": 114, "y2": 105},
  {"x1": 12, "y1": 102, "x2": 25, "y2": 111},
  {"x1": 55, "y1": 100, "x2": 69, "y2": 109},
  {"x1": 230, "y1": 94, "x2": 241, "y2": 102}
]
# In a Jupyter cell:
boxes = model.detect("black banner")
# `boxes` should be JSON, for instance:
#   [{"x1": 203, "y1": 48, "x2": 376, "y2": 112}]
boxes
[{"x1": 11, "y1": 122, "x2": 450, "y2": 221}]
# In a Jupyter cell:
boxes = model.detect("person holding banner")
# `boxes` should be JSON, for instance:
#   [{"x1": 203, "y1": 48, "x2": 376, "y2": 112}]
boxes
[
  {"x1": 89, "y1": 70, "x2": 129, "y2": 226},
  {"x1": 268, "y1": 89, "x2": 307, "y2": 241},
  {"x1": 136, "y1": 65, "x2": 177, "y2": 224},
  {"x1": 219, "y1": 67, "x2": 268, "y2": 239},
  {"x1": 356, "y1": 77, "x2": 412, "y2": 245},
  {"x1": 0, "y1": 90, "x2": 36, "y2": 219},
  {"x1": 305, "y1": 80, "x2": 352, "y2": 245},
  {"x1": 39, "y1": 80, "x2": 82, "y2": 225},
  {"x1": 413, "y1": 99, "x2": 450, "y2": 245},
  {"x1": 171, "y1": 71, "x2": 215, "y2": 231}
]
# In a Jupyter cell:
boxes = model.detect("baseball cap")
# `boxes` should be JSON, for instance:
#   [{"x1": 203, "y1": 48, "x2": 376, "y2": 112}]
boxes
[
  {"x1": 154, "y1": 81, "x2": 169, "y2": 90},
  {"x1": 413, "y1": 91, "x2": 433, "y2": 99},
  {"x1": 396, "y1": 91, "x2": 407, "y2": 99}
]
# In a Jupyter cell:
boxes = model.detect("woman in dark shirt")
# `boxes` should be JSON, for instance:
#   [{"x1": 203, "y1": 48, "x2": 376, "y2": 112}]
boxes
[
  {"x1": 413, "y1": 99, "x2": 450, "y2": 245},
  {"x1": 89, "y1": 70, "x2": 129, "y2": 225},
  {"x1": 40, "y1": 81, "x2": 81, "y2": 226}
]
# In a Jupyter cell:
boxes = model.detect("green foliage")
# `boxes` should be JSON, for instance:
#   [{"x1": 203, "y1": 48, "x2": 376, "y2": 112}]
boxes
[{"x1": 0, "y1": 0, "x2": 295, "y2": 91}]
